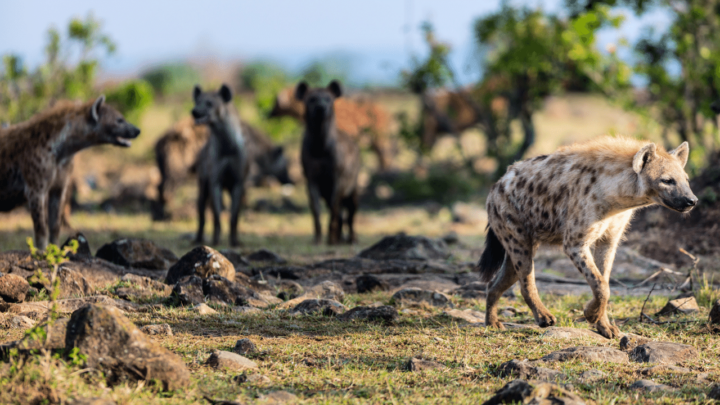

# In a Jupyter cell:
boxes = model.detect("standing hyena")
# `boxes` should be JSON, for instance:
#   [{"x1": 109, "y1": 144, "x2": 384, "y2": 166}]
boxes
[
  {"x1": 0, "y1": 96, "x2": 140, "y2": 250},
  {"x1": 295, "y1": 80, "x2": 361, "y2": 245},
  {"x1": 191, "y1": 84, "x2": 249, "y2": 247},
  {"x1": 478, "y1": 137, "x2": 697, "y2": 338}
]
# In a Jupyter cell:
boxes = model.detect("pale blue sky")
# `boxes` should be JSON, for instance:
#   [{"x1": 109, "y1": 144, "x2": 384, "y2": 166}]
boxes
[{"x1": 0, "y1": 0, "x2": 671, "y2": 85}]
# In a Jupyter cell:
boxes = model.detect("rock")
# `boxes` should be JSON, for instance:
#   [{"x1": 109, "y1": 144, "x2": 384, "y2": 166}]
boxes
[
  {"x1": 192, "y1": 303, "x2": 217, "y2": 315},
  {"x1": 337, "y1": 306, "x2": 398, "y2": 323},
  {"x1": 656, "y1": 296, "x2": 699, "y2": 316},
  {"x1": 396, "y1": 278, "x2": 460, "y2": 293},
  {"x1": 235, "y1": 373, "x2": 272, "y2": 384},
  {"x1": 541, "y1": 346, "x2": 628, "y2": 364},
  {"x1": 30, "y1": 267, "x2": 93, "y2": 299},
  {"x1": 0, "y1": 273, "x2": 29, "y2": 303},
  {"x1": 392, "y1": 288, "x2": 454, "y2": 308},
  {"x1": 1, "y1": 318, "x2": 69, "y2": 355},
  {"x1": 165, "y1": 246, "x2": 235, "y2": 285},
  {"x1": 69, "y1": 398, "x2": 116, "y2": 405},
  {"x1": 61, "y1": 232, "x2": 92, "y2": 259},
  {"x1": 259, "y1": 390, "x2": 298, "y2": 404},
  {"x1": 121, "y1": 273, "x2": 172, "y2": 294},
  {"x1": 629, "y1": 379, "x2": 675, "y2": 393},
  {"x1": 65, "y1": 304, "x2": 190, "y2": 390},
  {"x1": 619, "y1": 334, "x2": 651, "y2": 351},
  {"x1": 541, "y1": 327, "x2": 608, "y2": 342},
  {"x1": 290, "y1": 299, "x2": 347, "y2": 316},
  {"x1": 358, "y1": 233, "x2": 449, "y2": 261},
  {"x1": 406, "y1": 357, "x2": 447, "y2": 372},
  {"x1": 278, "y1": 281, "x2": 345, "y2": 309},
  {"x1": 482, "y1": 379, "x2": 586, "y2": 405},
  {"x1": 451, "y1": 202, "x2": 487, "y2": 225},
  {"x1": 233, "y1": 306, "x2": 262, "y2": 315},
  {"x1": 172, "y1": 275, "x2": 205, "y2": 306},
  {"x1": 233, "y1": 338, "x2": 257, "y2": 355},
  {"x1": 640, "y1": 365, "x2": 690, "y2": 376},
  {"x1": 450, "y1": 282, "x2": 516, "y2": 300},
  {"x1": 709, "y1": 384, "x2": 720, "y2": 400},
  {"x1": 440, "y1": 231, "x2": 459, "y2": 245},
  {"x1": 140, "y1": 324, "x2": 173, "y2": 336},
  {"x1": 710, "y1": 299, "x2": 720, "y2": 325},
  {"x1": 202, "y1": 275, "x2": 258, "y2": 306},
  {"x1": 206, "y1": 350, "x2": 258, "y2": 371},
  {"x1": 247, "y1": 249, "x2": 287, "y2": 264},
  {"x1": 96, "y1": 238, "x2": 178, "y2": 270},
  {"x1": 9, "y1": 315, "x2": 35, "y2": 329},
  {"x1": 443, "y1": 308, "x2": 485, "y2": 323},
  {"x1": 498, "y1": 359, "x2": 565, "y2": 382},
  {"x1": 628, "y1": 341, "x2": 698, "y2": 365},
  {"x1": 218, "y1": 249, "x2": 250, "y2": 268},
  {"x1": 356, "y1": 274, "x2": 389, "y2": 293},
  {"x1": 275, "y1": 280, "x2": 304, "y2": 300},
  {"x1": 578, "y1": 369, "x2": 605, "y2": 383},
  {"x1": 0, "y1": 296, "x2": 137, "y2": 320}
]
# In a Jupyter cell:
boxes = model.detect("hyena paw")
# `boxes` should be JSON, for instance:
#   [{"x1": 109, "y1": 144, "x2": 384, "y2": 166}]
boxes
[
  {"x1": 583, "y1": 308, "x2": 602, "y2": 324},
  {"x1": 486, "y1": 319, "x2": 506, "y2": 330},
  {"x1": 536, "y1": 311, "x2": 557, "y2": 328},
  {"x1": 595, "y1": 320, "x2": 621, "y2": 339}
]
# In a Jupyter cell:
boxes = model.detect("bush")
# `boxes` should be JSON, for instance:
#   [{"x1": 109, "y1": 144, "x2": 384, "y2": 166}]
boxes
[
  {"x1": 105, "y1": 79, "x2": 154, "y2": 124},
  {"x1": 141, "y1": 63, "x2": 200, "y2": 97}
]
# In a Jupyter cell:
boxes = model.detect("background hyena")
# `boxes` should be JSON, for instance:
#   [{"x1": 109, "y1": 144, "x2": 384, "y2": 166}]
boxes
[
  {"x1": 0, "y1": 96, "x2": 140, "y2": 250},
  {"x1": 191, "y1": 84, "x2": 249, "y2": 247},
  {"x1": 478, "y1": 137, "x2": 697, "y2": 338},
  {"x1": 295, "y1": 80, "x2": 361, "y2": 245}
]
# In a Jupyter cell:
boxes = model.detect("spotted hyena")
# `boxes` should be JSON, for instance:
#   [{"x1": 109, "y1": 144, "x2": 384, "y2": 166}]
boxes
[
  {"x1": 477, "y1": 137, "x2": 697, "y2": 338},
  {"x1": 295, "y1": 80, "x2": 361, "y2": 245},
  {"x1": 191, "y1": 84, "x2": 249, "y2": 247},
  {"x1": 0, "y1": 96, "x2": 140, "y2": 250}
]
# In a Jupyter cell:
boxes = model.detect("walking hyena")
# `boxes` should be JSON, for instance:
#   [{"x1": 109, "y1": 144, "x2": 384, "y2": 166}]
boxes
[
  {"x1": 295, "y1": 80, "x2": 361, "y2": 245},
  {"x1": 0, "y1": 96, "x2": 140, "y2": 250},
  {"x1": 191, "y1": 84, "x2": 249, "y2": 247},
  {"x1": 478, "y1": 137, "x2": 697, "y2": 338}
]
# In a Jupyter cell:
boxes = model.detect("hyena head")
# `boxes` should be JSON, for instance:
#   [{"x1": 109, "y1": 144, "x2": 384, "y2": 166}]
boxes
[
  {"x1": 268, "y1": 87, "x2": 305, "y2": 120},
  {"x1": 294, "y1": 80, "x2": 342, "y2": 125},
  {"x1": 633, "y1": 141, "x2": 697, "y2": 213},
  {"x1": 89, "y1": 95, "x2": 141, "y2": 147},
  {"x1": 258, "y1": 146, "x2": 293, "y2": 185},
  {"x1": 191, "y1": 84, "x2": 233, "y2": 127}
]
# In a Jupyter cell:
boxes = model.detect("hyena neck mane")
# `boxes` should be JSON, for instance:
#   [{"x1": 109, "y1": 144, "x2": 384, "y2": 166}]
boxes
[{"x1": 211, "y1": 108, "x2": 245, "y2": 152}]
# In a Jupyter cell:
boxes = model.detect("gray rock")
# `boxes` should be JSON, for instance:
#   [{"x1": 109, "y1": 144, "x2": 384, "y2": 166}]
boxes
[
  {"x1": 165, "y1": 246, "x2": 235, "y2": 285},
  {"x1": 443, "y1": 308, "x2": 485, "y2": 323},
  {"x1": 499, "y1": 359, "x2": 565, "y2": 382},
  {"x1": 96, "y1": 238, "x2": 177, "y2": 270},
  {"x1": 629, "y1": 341, "x2": 698, "y2": 365},
  {"x1": 578, "y1": 369, "x2": 605, "y2": 383},
  {"x1": 541, "y1": 346, "x2": 628, "y2": 364},
  {"x1": 709, "y1": 384, "x2": 720, "y2": 400},
  {"x1": 356, "y1": 274, "x2": 389, "y2": 293},
  {"x1": 392, "y1": 288, "x2": 454, "y2": 308},
  {"x1": 275, "y1": 280, "x2": 304, "y2": 300},
  {"x1": 0, "y1": 273, "x2": 29, "y2": 303},
  {"x1": 202, "y1": 274, "x2": 259, "y2": 306},
  {"x1": 450, "y1": 281, "x2": 516, "y2": 300},
  {"x1": 233, "y1": 338, "x2": 257, "y2": 355},
  {"x1": 29, "y1": 267, "x2": 94, "y2": 299},
  {"x1": 656, "y1": 295, "x2": 699, "y2": 316},
  {"x1": 9, "y1": 315, "x2": 35, "y2": 329},
  {"x1": 247, "y1": 249, "x2": 287, "y2": 264},
  {"x1": 69, "y1": 398, "x2": 116, "y2": 405},
  {"x1": 172, "y1": 275, "x2": 204, "y2": 306},
  {"x1": 192, "y1": 303, "x2": 217, "y2": 315},
  {"x1": 710, "y1": 299, "x2": 720, "y2": 325},
  {"x1": 482, "y1": 379, "x2": 586, "y2": 405},
  {"x1": 629, "y1": 379, "x2": 676, "y2": 393},
  {"x1": 336, "y1": 305, "x2": 398, "y2": 323},
  {"x1": 278, "y1": 281, "x2": 345, "y2": 309},
  {"x1": 290, "y1": 299, "x2": 347, "y2": 316},
  {"x1": 206, "y1": 350, "x2": 258, "y2": 371},
  {"x1": 406, "y1": 357, "x2": 446, "y2": 372},
  {"x1": 541, "y1": 327, "x2": 608, "y2": 342},
  {"x1": 140, "y1": 324, "x2": 173, "y2": 336},
  {"x1": 60, "y1": 233, "x2": 92, "y2": 260},
  {"x1": 640, "y1": 365, "x2": 690, "y2": 376},
  {"x1": 358, "y1": 233, "x2": 449, "y2": 261},
  {"x1": 259, "y1": 390, "x2": 298, "y2": 404},
  {"x1": 619, "y1": 334, "x2": 651, "y2": 351}
]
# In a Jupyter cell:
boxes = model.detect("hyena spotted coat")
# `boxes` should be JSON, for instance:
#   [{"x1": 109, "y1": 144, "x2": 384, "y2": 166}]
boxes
[
  {"x1": 0, "y1": 96, "x2": 140, "y2": 250},
  {"x1": 478, "y1": 137, "x2": 697, "y2": 338}
]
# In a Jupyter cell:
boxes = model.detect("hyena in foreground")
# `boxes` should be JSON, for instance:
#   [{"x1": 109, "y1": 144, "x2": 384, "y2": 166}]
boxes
[
  {"x1": 191, "y1": 84, "x2": 249, "y2": 247},
  {"x1": 478, "y1": 137, "x2": 697, "y2": 338},
  {"x1": 0, "y1": 96, "x2": 140, "y2": 250},
  {"x1": 295, "y1": 80, "x2": 361, "y2": 245}
]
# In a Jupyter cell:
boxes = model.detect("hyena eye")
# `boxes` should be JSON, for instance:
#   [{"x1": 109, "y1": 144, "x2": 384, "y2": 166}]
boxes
[
  {"x1": 661, "y1": 178, "x2": 676, "y2": 185},
  {"x1": 116, "y1": 118, "x2": 124, "y2": 124}
]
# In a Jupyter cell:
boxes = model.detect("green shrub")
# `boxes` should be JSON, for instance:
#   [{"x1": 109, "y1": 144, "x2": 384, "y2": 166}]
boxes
[
  {"x1": 141, "y1": 63, "x2": 200, "y2": 97},
  {"x1": 105, "y1": 79, "x2": 154, "y2": 124}
]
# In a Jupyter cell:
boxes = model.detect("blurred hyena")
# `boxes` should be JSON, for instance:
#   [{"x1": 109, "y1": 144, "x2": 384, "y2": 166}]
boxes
[{"x1": 477, "y1": 137, "x2": 697, "y2": 338}]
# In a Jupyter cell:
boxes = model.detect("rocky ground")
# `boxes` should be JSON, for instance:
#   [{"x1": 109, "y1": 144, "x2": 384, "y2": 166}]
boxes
[{"x1": 1, "y1": 231, "x2": 719, "y2": 404}]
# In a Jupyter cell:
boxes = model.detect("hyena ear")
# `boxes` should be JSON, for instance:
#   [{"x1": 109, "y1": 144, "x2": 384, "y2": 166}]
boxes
[
  {"x1": 90, "y1": 95, "x2": 105, "y2": 123},
  {"x1": 328, "y1": 80, "x2": 342, "y2": 98},
  {"x1": 633, "y1": 143, "x2": 657, "y2": 174},
  {"x1": 669, "y1": 141, "x2": 689, "y2": 168},
  {"x1": 219, "y1": 84, "x2": 233, "y2": 103},
  {"x1": 295, "y1": 82, "x2": 308, "y2": 101},
  {"x1": 193, "y1": 85, "x2": 202, "y2": 102}
]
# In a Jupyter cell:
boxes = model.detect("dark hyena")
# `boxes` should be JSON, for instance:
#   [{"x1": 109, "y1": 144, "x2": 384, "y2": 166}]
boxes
[
  {"x1": 0, "y1": 96, "x2": 140, "y2": 249},
  {"x1": 478, "y1": 137, "x2": 697, "y2": 338},
  {"x1": 295, "y1": 80, "x2": 361, "y2": 245},
  {"x1": 191, "y1": 84, "x2": 249, "y2": 247}
]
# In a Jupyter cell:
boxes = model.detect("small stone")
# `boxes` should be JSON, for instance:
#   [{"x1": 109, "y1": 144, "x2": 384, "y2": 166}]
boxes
[
  {"x1": 356, "y1": 274, "x2": 388, "y2": 293},
  {"x1": 290, "y1": 299, "x2": 347, "y2": 316},
  {"x1": 443, "y1": 308, "x2": 485, "y2": 323},
  {"x1": 709, "y1": 384, "x2": 720, "y2": 400},
  {"x1": 656, "y1": 295, "x2": 699, "y2": 316},
  {"x1": 0, "y1": 273, "x2": 29, "y2": 303},
  {"x1": 275, "y1": 280, "x2": 303, "y2": 300},
  {"x1": 541, "y1": 346, "x2": 628, "y2": 364},
  {"x1": 140, "y1": 324, "x2": 173, "y2": 336},
  {"x1": 358, "y1": 233, "x2": 449, "y2": 261},
  {"x1": 578, "y1": 369, "x2": 605, "y2": 383},
  {"x1": 234, "y1": 373, "x2": 271, "y2": 384},
  {"x1": 259, "y1": 390, "x2": 298, "y2": 404},
  {"x1": 69, "y1": 398, "x2": 116, "y2": 405},
  {"x1": 499, "y1": 359, "x2": 565, "y2": 382},
  {"x1": 247, "y1": 249, "x2": 287, "y2": 264},
  {"x1": 172, "y1": 275, "x2": 205, "y2": 306},
  {"x1": 193, "y1": 303, "x2": 217, "y2": 315},
  {"x1": 9, "y1": 315, "x2": 35, "y2": 329},
  {"x1": 233, "y1": 306, "x2": 262, "y2": 314},
  {"x1": 440, "y1": 231, "x2": 459, "y2": 245},
  {"x1": 233, "y1": 338, "x2": 257, "y2": 355},
  {"x1": 640, "y1": 365, "x2": 690, "y2": 376},
  {"x1": 709, "y1": 300, "x2": 720, "y2": 325},
  {"x1": 629, "y1": 341, "x2": 698, "y2": 365},
  {"x1": 629, "y1": 379, "x2": 676, "y2": 393},
  {"x1": 406, "y1": 357, "x2": 447, "y2": 372},
  {"x1": 336, "y1": 306, "x2": 398, "y2": 323},
  {"x1": 206, "y1": 350, "x2": 258, "y2": 372},
  {"x1": 61, "y1": 232, "x2": 92, "y2": 259},
  {"x1": 165, "y1": 246, "x2": 235, "y2": 285},
  {"x1": 619, "y1": 334, "x2": 651, "y2": 351},
  {"x1": 392, "y1": 288, "x2": 454, "y2": 308},
  {"x1": 542, "y1": 327, "x2": 608, "y2": 342},
  {"x1": 96, "y1": 238, "x2": 177, "y2": 270},
  {"x1": 277, "y1": 281, "x2": 345, "y2": 309},
  {"x1": 482, "y1": 379, "x2": 586, "y2": 405}
]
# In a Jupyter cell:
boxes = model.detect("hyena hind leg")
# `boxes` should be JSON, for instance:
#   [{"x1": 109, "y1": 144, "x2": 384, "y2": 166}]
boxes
[
  {"x1": 485, "y1": 256, "x2": 519, "y2": 330},
  {"x1": 508, "y1": 247, "x2": 557, "y2": 328}
]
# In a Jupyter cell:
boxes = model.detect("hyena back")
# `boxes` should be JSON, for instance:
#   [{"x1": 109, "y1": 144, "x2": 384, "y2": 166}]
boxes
[{"x1": 478, "y1": 137, "x2": 697, "y2": 338}]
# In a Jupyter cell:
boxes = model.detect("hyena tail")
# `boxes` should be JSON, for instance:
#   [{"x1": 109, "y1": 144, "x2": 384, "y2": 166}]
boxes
[{"x1": 477, "y1": 227, "x2": 506, "y2": 283}]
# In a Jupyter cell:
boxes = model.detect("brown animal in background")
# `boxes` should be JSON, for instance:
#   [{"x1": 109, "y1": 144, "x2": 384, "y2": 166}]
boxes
[
  {"x1": 191, "y1": 84, "x2": 249, "y2": 246},
  {"x1": 477, "y1": 137, "x2": 697, "y2": 338},
  {"x1": 152, "y1": 117, "x2": 292, "y2": 221},
  {"x1": 0, "y1": 96, "x2": 140, "y2": 249},
  {"x1": 270, "y1": 86, "x2": 392, "y2": 170},
  {"x1": 295, "y1": 80, "x2": 361, "y2": 245}
]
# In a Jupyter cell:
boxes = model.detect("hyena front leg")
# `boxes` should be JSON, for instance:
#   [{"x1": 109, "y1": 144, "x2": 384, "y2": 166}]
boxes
[
  {"x1": 509, "y1": 245, "x2": 556, "y2": 328},
  {"x1": 228, "y1": 183, "x2": 245, "y2": 247},
  {"x1": 565, "y1": 238, "x2": 620, "y2": 339}
]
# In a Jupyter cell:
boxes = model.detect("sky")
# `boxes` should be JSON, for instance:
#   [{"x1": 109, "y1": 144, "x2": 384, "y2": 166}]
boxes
[{"x1": 0, "y1": 0, "x2": 672, "y2": 85}]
